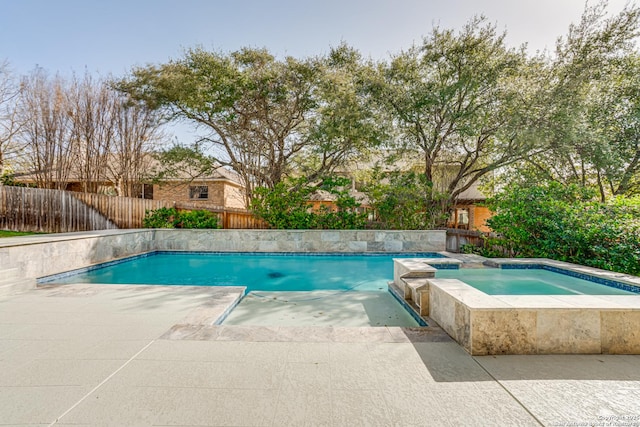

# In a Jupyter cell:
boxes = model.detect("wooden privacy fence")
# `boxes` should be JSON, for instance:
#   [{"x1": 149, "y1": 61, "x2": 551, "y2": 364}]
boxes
[
  {"x1": 0, "y1": 185, "x2": 119, "y2": 233},
  {"x1": 73, "y1": 191, "x2": 171, "y2": 228},
  {"x1": 174, "y1": 202, "x2": 268, "y2": 229},
  {"x1": 0, "y1": 185, "x2": 267, "y2": 232},
  {"x1": 444, "y1": 228, "x2": 487, "y2": 253}
]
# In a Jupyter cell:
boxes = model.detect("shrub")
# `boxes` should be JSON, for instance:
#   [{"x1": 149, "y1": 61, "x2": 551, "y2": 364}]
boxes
[
  {"x1": 364, "y1": 171, "x2": 449, "y2": 230},
  {"x1": 250, "y1": 176, "x2": 368, "y2": 229},
  {"x1": 142, "y1": 207, "x2": 178, "y2": 228},
  {"x1": 485, "y1": 183, "x2": 640, "y2": 275},
  {"x1": 174, "y1": 209, "x2": 220, "y2": 229},
  {"x1": 143, "y1": 207, "x2": 220, "y2": 229}
]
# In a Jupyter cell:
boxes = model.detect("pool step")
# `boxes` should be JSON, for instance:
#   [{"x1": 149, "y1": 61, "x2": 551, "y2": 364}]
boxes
[
  {"x1": 401, "y1": 278, "x2": 430, "y2": 316},
  {"x1": 0, "y1": 268, "x2": 36, "y2": 296},
  {"x1": 404, "y1": 278, "x2": 430, "y2": 316}
]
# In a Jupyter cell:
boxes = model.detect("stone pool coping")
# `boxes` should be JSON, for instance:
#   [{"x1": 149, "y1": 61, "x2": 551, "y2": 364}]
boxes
[{"x1": 393, "y1": 257, "x2": 640, "y2": 355}]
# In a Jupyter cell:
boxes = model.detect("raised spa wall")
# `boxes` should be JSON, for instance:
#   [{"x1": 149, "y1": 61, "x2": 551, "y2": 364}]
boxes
[
  {"x1": 0, "y1": 229, "x2": 446, "y2": 292},
  {"x1": 393, "y1": 258, "x2": 640, "y2": 355}
]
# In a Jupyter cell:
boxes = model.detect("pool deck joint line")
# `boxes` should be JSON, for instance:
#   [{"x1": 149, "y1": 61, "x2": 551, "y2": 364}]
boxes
[{"x1": 48, "y1": 340, "x2": 157, "y2": 426}]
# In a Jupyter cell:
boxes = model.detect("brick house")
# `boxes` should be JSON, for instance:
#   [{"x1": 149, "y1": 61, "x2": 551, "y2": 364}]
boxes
[
  {"x1": 11, "y1": 163, "x2": 248, "y2": 210},
  {"x1": 153, "y1": 167, "x2": 246, "y2": 210}
]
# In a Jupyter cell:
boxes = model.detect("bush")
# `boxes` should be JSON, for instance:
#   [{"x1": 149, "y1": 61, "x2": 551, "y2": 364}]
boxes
[
  {"x1": 174, "y1": 209, "x2": 220, "y2": 229},
  {"x1": 142, "y1": 207, "x2": 177, "y2": 228},
  {"x1": 485, "y1": 183, "x2": 640, "y2": 275},
  {"x1": 143, "y1": 207, "x2": 220, "y2": 229},
  {"x1": 250, "y1": 176, "x2": 368, "y2": 229}
]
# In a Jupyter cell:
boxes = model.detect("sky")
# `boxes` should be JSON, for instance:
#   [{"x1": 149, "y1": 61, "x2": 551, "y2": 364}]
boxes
[
  {"x1": 0, "y1": 0, "x2": 633, "y2": 144},
  {"x1": 1, "y1": 0, "x2": 633, "y2": 77}
]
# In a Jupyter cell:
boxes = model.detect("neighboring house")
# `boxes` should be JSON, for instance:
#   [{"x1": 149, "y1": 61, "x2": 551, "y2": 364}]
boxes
[
  {"x1": 9, "y1": 170, "x2": 120, "y2": 195},
  {"x1": 10, "y1": 163, "x2": 247, "y2": 211},
  {"x1": 446, "y1": 184, "x2": 492, "y2": 232},
  {"x1": 153, "y1": 166, "x2": 246, "y2": 210},
  {"x1": 332, "y1": 152, "x2": 494, "y2": 231}
]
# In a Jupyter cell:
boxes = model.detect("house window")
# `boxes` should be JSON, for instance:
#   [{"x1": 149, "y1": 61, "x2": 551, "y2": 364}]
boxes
[
  {"x1": 133, "y1": 184, "x2": 154, "y2": 200},
  {"x1": 189, "y1": 185, "x2": 209, "y2": 200}
]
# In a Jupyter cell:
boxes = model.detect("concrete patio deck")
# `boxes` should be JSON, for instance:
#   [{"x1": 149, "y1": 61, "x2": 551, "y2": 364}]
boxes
[{"x1": 1, "y1": 284, "x2": 639, "y2": 426}]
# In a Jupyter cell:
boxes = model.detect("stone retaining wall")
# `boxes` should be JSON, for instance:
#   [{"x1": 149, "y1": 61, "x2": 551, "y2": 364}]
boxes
[{"x1": 154, "y1": 229, "x2": 446, "y2": 253}]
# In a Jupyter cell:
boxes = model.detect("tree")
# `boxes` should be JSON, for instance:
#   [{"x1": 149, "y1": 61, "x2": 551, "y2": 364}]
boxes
[
  {"x1": 15, "y1": 68, "x2": 164, "y2": 194},
  {"x1": 116, "y1": 47, "x2": 381, "y2": 203},
  {"x1": 485, "y1": 183, "x2": 640, "y2": 275},
  {"x1": 363, "y1": 17, "x2": 534, "y2": 220},
  {"x1": 107, "y1": 95, "x2": 163, "y2": 197},
  {"x1": 516, "y1": 1, "x2": 640, "y2": 199},
  {"x1": 0, "y1": 60, "x2": 23, "y2": 175},
  {"x1": 294, "y1": 44, "x2": 388, "y2": 180},
  {"x1": 67, "y1": 72, "x2": 115, "y2": 193},
  {"x1": 587, "y1": 53, "x2": 640, "y2": 197},
  {"x1": 17, "y1": 68, "x2": 75, "y2": 189},
  {"x1": 364, "y1": 170, "x2": 449, "y2": 229}
]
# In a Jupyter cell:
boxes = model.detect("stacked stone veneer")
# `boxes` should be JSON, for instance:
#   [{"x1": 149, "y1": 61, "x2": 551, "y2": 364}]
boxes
[
  {"x1": 394, "y1": 258, "x2": 640, "y2": 355},
  {"x1": 155, "y1": 230, "x2": 445, "y2": 253},
  {"x1": 0, "y1": 229, "x2": 445, "y2": 288}
]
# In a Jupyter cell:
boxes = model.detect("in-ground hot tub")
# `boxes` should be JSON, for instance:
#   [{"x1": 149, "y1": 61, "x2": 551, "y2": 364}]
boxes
[{"x1": 392, "y1": 258, "x2": 640, "y2": 355}]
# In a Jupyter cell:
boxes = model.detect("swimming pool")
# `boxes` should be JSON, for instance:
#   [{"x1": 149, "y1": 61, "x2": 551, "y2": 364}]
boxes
[
  {"x1": 40, "y1": 251, "x2": 446, "y2": 327},
  {"x1": 41, "y1": 251, "x2": 445, "y2": 292},
  {"x1": 434, "y1": 267, "x2": 638, "y2": 295}
]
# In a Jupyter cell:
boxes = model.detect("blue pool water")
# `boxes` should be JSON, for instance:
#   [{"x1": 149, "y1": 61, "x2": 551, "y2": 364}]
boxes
[
  {"x1": 435, "y1": 268, "x2": 637, "y2": 295},
  {"x1": 43, "y1": 252, "x2": 444, "y2": 292}
]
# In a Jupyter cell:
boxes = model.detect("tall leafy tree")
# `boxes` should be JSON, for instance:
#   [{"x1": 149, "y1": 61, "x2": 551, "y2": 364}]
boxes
[
  {"x1": 517, "y1": 1, "x2": 640, "y2": 199},
  {"x1": 116, "y1": 47, "x2": 381, "y2": 203},
  {"x1": 363, "y1": 17, "x2": 533, "y2": 214},
  {"x1": 587, "y1": 52, "x2": 640, "y2": 197}
]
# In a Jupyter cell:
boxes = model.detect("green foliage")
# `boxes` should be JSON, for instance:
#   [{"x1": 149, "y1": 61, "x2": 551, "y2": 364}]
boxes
[
  {"x1": 116, "y1": 47, "x2": 382, "y2": 199},
  {"x1": 361, "y1": 16, "x2": 532, "y2": 212},
  {"x1": 364, "y1": 171, "x2": 449, "y2": 230},
  {"x1": 0, "y1": 173, "x2": 27, "y2": 186},
  {"x1": 142, "y1": 207, "x2": 176, "y2": 228},
  {"x1": 151, "y1": 144, "x2": 216, "y2": 183},
  {"x1": 175, "y1": 209, "x2": 220, "y2": 229},
  {"x1": 142, "y1": 207, "x2": 220, "y2": 229},
  {"x1": 485, "y1": 183, "x2": 640, "y2": 275},
  {"x1": 510, "y1": 2, "x2": 640, "y2": 199},
  {"x1": 250, "y1": 176, "x2": 368, "y2": 230}
]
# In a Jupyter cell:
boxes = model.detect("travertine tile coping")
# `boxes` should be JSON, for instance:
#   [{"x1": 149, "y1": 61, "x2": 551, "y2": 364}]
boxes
[
  {"x1": 393, "y1": 258, "x2": 463, "y2": 294},
  {"x1": 393, "y1": 258, "x2": 640, "y2": 355}
]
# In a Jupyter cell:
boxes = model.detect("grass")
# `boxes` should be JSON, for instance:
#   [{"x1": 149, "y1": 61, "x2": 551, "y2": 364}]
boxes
[{"x1": 0, "y1": 230, "x2": 38, "y2": 238}]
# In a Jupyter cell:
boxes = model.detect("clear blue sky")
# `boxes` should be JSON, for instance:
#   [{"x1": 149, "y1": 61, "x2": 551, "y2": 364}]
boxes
[
  {"x1": 0, "y1": 0, "x2": 632, "y2": 144},
  {"x1": 1, "y1": 0, "x2": 633, "y2": 77}
]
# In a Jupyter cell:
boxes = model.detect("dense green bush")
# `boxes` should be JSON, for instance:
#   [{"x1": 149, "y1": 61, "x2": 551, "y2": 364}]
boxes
[
  {"x1": 250, "y1": 177, "x2": 368, "y2": 229},
  {"x1": 142, "y1": 207, "x2": 177, "y2": 228},
  {"x1": 485, "y1": 183, "x2": 640, "y2": 275},
  {"x1": 142, "y1": 207, "x2": 220, "y2": 229}
]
